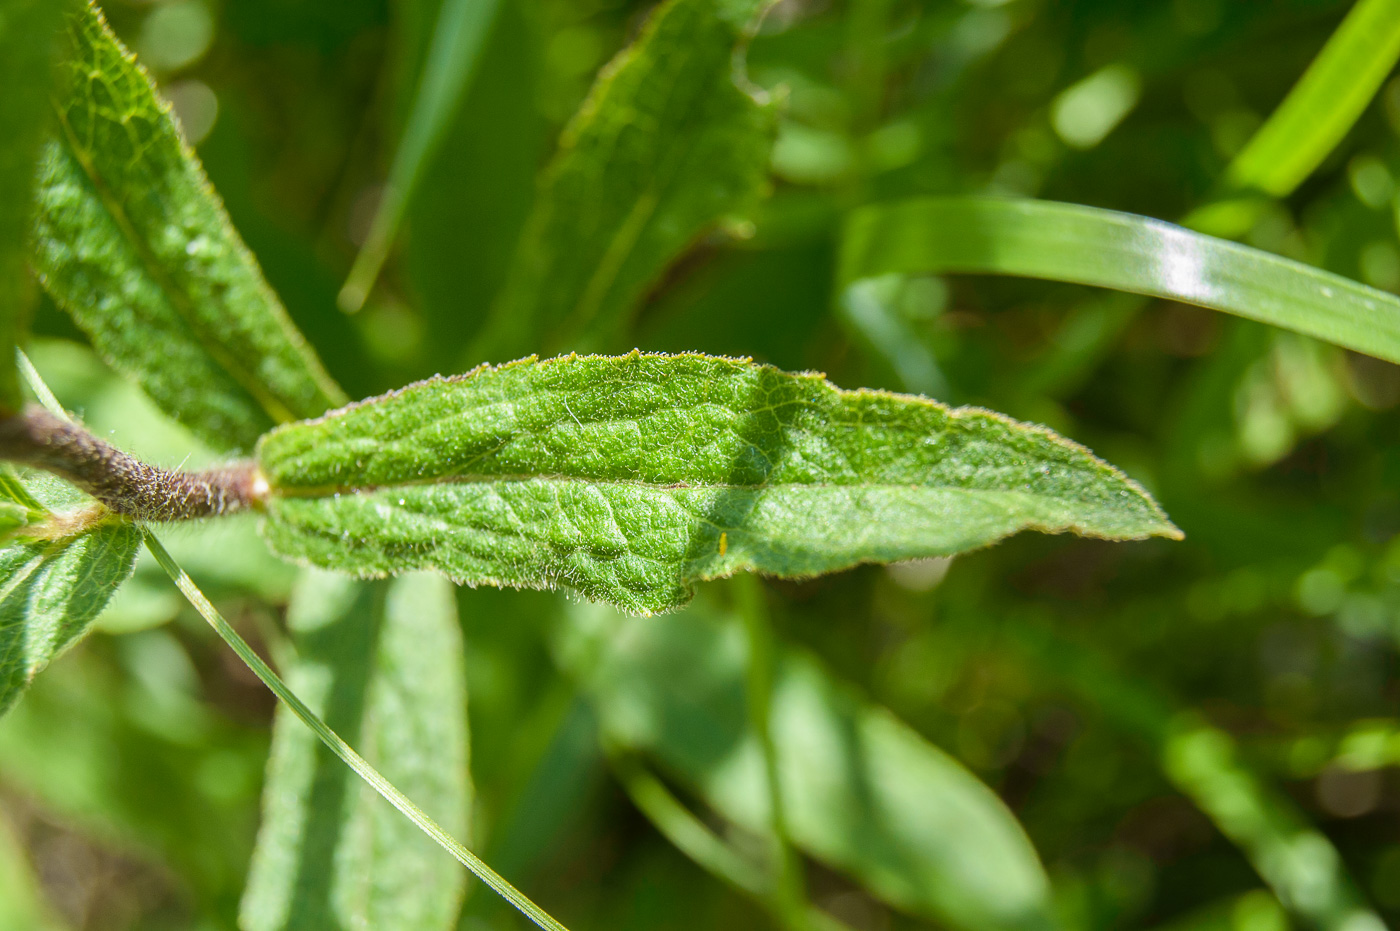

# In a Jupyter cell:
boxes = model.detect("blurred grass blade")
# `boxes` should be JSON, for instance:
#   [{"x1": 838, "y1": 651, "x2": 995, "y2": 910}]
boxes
[
  {"x1": 257, "y1": 352, "x2": 1179, "y2": 616},
  {"x1": 0, "y1": 0, "x2": 67, "y2": 412},
  {"x1": 339, "y1": 0, "x2": 501, "y2": 313},
  {"x1": 1006, "y1": 622, "x2": 1380, "y2": 931},
  {"x1": 841, "y1": 197, "x2": 1400, "y2": 365},
  {"x1": 474, "y1": 0, "x2": 776, "y2": 358},
  {"x1": 241, "y1": 570, "x2": 469, "y2": 931},
  {"x1": 142, "y1": 532, "x2": 572, "y2": 931},
  {"x1": 1225, "y1": 0, "x2": 1400, "y2": 196},
  {"x1": 0, "y1": 807, "x2": 67, "y2": 931},
  {"x1": 555, "y1": 597, "x2": 1061, "y2": 931},
  {"x1": 31, "y1": 2, "x2": 346, "y2": 453}
]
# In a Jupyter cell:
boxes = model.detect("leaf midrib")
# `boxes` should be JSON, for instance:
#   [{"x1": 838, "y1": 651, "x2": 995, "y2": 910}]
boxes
[{"x1": 52, "y1": 105, "x2": 299, "y2": 426}]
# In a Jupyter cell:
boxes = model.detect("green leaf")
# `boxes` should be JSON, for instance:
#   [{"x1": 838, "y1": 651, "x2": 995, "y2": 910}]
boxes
[
  {"x1": 257, "y1": 352, "x2": 1179, "y2": 615},
  {"x1": 0, "y1": 0, "x2": 66, "y2": 412},
  {"x1": 241, "y1": 569, "x2": 469, "y2": 931},
  {"x1": 554, "y1": 595, "x2": 1058, "y2": 931},
  {"x1": 338, "y1": 0, "x2": 502, "y2": 312},
  {"x1": 31, "y1": 2, "x2": 346, "y2": 453},
  {"x1": 0, "y1": 467, "x2": 140, "y2": 718},
  {"x1": 1224, "y1": 0, "x2": 1400, "y2": 197},
  {"x1": 474, "y1": 0, "x2": 776, "y2": 358},
  {"x1": 840, "y1": 196, "x2": 1400, "y2": 366}
]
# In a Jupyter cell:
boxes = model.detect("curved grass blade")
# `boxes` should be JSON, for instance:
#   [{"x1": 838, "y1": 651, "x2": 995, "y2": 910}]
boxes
[
  {"x1": 841, "y1": 197, "x2": 1400, "y2": 365},
  {"x1": 142, "y1": 531, "x2": 572, "y2": 931},
  {"x1": 31, "y1": 2, "x2": 346, "y2": 452},
  {"x1": 474, "y1": 0, "x2": 776, "y2": 358},
  {"x1": 556, "y1": 597, "x2": 1060, "y2": 931},
  {"x1": 241, "y1": 570, "x2": 469, "y2": 931},
  {"x1": 0, "y1": 0, "x2": 67, "y2": 412},
  {"x1": 338, "y1": 0, "x2": 502, "y2": 313},
  {"x1": 1225, "y1": 0, "x2": 1400, "y2": 197},
  {"x1": 256, "y1": 352, "x2": 1179, "y2": 616}
]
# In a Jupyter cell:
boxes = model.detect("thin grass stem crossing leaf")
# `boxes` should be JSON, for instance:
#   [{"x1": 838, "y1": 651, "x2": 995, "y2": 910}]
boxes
[
  {"x1": 841, "y1": 197, "x2": 1400, "y2": 366},
  {"x1": 0, "y1": 0, "x2": 67, "y2": 413},
  {"x1": 257, "y1": 352, "x2": 1178, "y2": 615},
  {"x1": 241, "y1": 570, "x2": 469, "y2": 931},
  {"x1": 0, "y1": 466, "x2": 139, "y2": 718},
  {"x1": 556, "y1": 597, "x2": 1059, "y2": 931},
  {"x1": 31, "y1": 2, "x2": 346, "y2": 453},
  {"x1": 474, "y1": 0, "x2": 776, "y2": 358}
]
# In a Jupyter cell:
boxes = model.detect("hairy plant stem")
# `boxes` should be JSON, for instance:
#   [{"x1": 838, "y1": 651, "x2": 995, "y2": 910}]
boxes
[{"x1": 0, "y1": 404, "x2": 264, "y2": 521}]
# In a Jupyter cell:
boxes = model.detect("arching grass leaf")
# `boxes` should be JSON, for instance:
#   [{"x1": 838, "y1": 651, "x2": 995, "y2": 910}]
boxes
[
  {"x1": 840, "y1": 197, "x2": 1400, "y2": 366},
  {"x1": 555, "y1": 596, "x2": 1059, "y2": 931},
  {"x1": 241, "y1": 570, "x2": 469, "y2": 931},
  {"x1": 474, "y1": 0, "x2": 776, "y2": 358},
  {"x1": 0, "y1": 0, "x2": 67, "y2": 412},
  {"x1": 0, "y1": 467, "x2": 139, "y2": 718},
  {"x1": 31, "y1": 3, "x2": 346, "y2": 453},
  {"x1": 257, "y1": 352, "x2": 1179, "y2": 615}
]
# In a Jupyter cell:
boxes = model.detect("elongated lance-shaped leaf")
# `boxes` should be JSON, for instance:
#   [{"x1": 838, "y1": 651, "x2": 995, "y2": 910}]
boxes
[
  {"x1": 555, "y1": 596, "x2": 1060, "y2": 931},
  {"x1": 0, "y1": 0, "x2": 67, "y2": 412},
  {"x1": 257, "y1": 352, "x2": 1179, "y2": 616},
  {"x1": 474, "y1": 0, "x2": 776, "y2": 358},
  {"x1": 241, "y1": 570, "x2": 469, "y2": 931},
  {"x1": 0, "y1": 466, "x2": 139, "y2": 718},
  {"x1": 841, "y1": 197, "x2": 1400, "y2": 366},
  {"x1": 31, "y1": 2, "x2": 346, "y2": 453},
  {"x1": 339, "y1": 0, "x2": 502, "y2": 312},
  {"x1": 1225, "y1": 0, "x2": 1400, "y2": 197}
]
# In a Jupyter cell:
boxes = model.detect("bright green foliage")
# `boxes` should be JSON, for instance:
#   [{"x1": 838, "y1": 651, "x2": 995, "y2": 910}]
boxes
[
  {"x1": 241, "y1": 569, "x2": 468, "y2": 931},
  {"x1": 30, "y1": 2, "x2": 345, "y2": 453},
  {"x1": 339, "y1": 0, "x2": 501, "y2": 312},
  {"x1": 841, "y1": 197, "x2": 1400, "y2": 366},
  {"x1": 475, "y1": 0, "x2": 775, "y2": 357},
  {"x1": 1225, "y1": 0, "x2": 1400, "y2": 196},
  {"x1": 257, "y1": 352, "x2": 1178, "y2": 615},
  {"x1": 556, "y1": 596, "x2": 1057, "y2": 931},
  {"x1": 0, "y1": 0, "x2": 65, "y2": 412},
  {"x1": 0, "y1": 468, "x2": 139, "y2": 718}
]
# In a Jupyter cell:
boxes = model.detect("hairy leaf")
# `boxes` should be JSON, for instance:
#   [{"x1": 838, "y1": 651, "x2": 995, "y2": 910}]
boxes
[
  {"x1": 841, "y1": 197, "x2": 1400, "y2": 366},
  {"x1": 0, "y1": 0, "x2": 66, "y2": 411},
  {"x1": 474, "y1": 0, "x2": 775, "y2": 358},
  {"x1": 241, "y1": 570, "x2": 468, "y2": 931},
  {"x1": 257, "y1": 352, "x2": 1179, "y2": 615},
  {"x1": 31, "y1": 3, "x2": 345, "y2": 453},
  {"x1": 555, "y1": 596, "x2": 1058, "y2": 931},
  {"x1": 0, "y1": 467, "x2": 139, "y2": 717}
]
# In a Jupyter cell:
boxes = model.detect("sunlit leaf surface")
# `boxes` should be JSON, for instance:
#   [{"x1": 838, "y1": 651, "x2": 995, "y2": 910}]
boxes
[
  {"x1": 31, "y1": 2, "x2": 345, "y2": 452},
  {"x1": 841, "y1": 197, "x2": 1400, "y2": 365},
  {"x1": 241, "y1": 569, "x2": 468, "y2": 931},
  {"x1": 257, "y1": 353, "x2": 1178, "y2": 614}
]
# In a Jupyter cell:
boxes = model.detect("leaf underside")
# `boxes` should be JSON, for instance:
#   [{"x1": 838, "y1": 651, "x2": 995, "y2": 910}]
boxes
[
  {"x1": 0, "y1": 468, "x2": 139, "y2": 718},
  {"x1": 257, "y1": 353, "x2": 1178, "y2": 615},
  {"x1": 30, "y1": 2, "x2": 345, "y2": 453}
]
